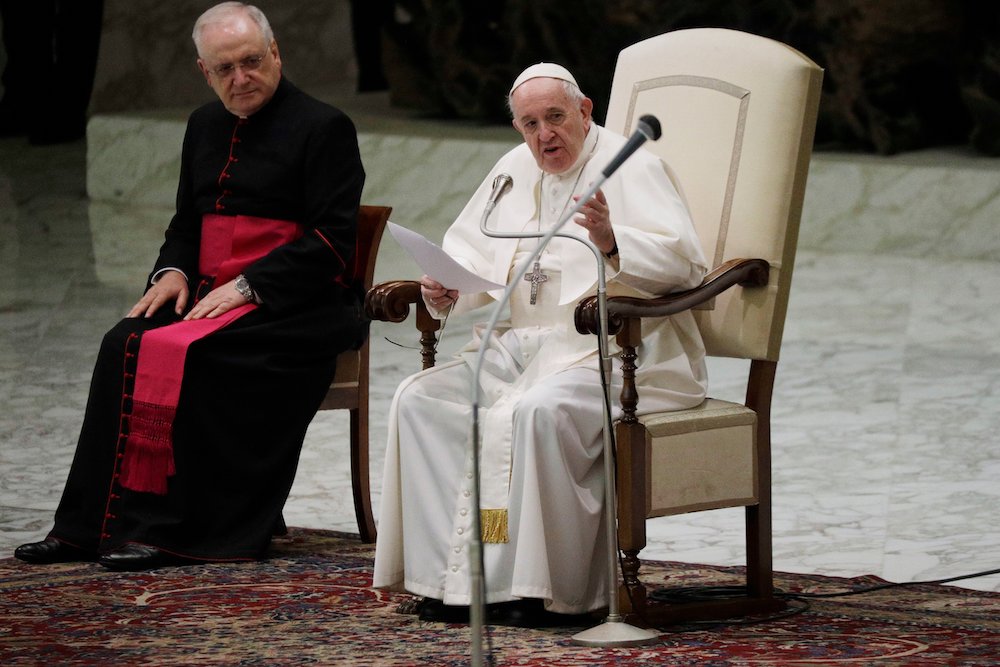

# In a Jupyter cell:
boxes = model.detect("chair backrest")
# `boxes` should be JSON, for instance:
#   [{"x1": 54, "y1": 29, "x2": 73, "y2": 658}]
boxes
[
  {"x1": 350, "y1": 205, "x2": 393, "y2": 293},
  {"x1": 330, "y1": 204, "x2": 392, "y2": 386},
  {"x1": 605, "y1": 28, "x2": 822, "y2": 362}
]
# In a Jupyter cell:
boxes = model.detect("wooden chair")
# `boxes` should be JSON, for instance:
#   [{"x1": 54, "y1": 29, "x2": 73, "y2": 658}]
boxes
[
  {"x1": 574, "y1": 28, "x2": 823, "y2": 624},
  {"x1": 317, "y1": 204, "x2": 392, "y2": 544},
  {"x1": 365, "y1": 27, "x2": 822, "y2": 626}
]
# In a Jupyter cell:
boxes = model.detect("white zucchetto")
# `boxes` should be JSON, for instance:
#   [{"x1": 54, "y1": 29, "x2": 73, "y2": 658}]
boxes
[{"x1": 508, "y1": 63, "x2": 579, "y2": 96}]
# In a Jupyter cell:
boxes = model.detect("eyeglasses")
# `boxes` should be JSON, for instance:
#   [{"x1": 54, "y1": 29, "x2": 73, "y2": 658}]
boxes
[{"x1": 209, "y1": 50, "x2": 268, "y2": 78}]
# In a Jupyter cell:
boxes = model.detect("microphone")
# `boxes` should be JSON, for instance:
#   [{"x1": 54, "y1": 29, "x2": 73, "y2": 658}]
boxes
[
  {"x1": 600, "y1": 114, "x2": 662, "y2": 178},
  {"x1": 485, "y1": 173, "x2": 513, "y2": 213}
]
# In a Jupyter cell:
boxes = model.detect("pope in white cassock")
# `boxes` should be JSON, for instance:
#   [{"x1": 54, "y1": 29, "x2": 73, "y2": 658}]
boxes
[{"x1": 373, "y1": 63, "x2": 709, "y2": 626}]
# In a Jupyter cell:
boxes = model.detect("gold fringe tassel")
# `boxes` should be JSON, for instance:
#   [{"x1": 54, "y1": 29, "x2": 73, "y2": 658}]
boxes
[{"x1": 480, "y1": 509, "x2": 509, "y2": 543}]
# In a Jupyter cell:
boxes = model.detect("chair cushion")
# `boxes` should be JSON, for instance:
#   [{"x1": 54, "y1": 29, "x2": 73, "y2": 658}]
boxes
[{"x1": 639, "y1": 398, "x2": 758, "y2": 516}]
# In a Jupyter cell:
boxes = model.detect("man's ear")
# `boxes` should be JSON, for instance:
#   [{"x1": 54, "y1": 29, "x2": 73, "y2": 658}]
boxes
[
  {"x1": 197, "y1": 59, "x2": 212, "y2": 86},
  {"x1": 269, "y1": 40, "x2": 282, "y2": 71},
  {"x1": 580, "y1": 96, "x2": 594, "y2": 130}
]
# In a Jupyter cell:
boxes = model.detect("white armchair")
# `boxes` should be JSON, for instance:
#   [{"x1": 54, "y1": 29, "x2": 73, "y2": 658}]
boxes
[{"x1": 574, "y1": 27, "x2": 824, "y2": 624}]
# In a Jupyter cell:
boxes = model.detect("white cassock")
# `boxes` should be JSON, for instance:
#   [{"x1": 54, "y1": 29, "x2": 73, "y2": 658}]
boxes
[{"x1": 373, "y1": 124, "x2": 709, "y2": 614}]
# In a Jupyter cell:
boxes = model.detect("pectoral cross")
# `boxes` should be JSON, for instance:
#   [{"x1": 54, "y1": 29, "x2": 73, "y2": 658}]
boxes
[{"x1": 524, "y1": 260, "x2": 548, "y2": 305}]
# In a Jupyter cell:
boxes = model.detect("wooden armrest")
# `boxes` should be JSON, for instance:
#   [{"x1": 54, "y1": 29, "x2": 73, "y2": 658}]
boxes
[
  {"x1": 364, "y1": 279, "x2": 442, "y2": 369},
  {"x1": 575, "y1": 258, "x2": 770, "y2": 335},
  {"x1": 365, "y1": 280, "x2": 423, "y2": 323}
]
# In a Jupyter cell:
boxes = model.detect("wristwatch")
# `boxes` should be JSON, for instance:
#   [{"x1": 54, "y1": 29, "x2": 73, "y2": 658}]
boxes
[{"x1": 234, "y1": 274, "x2": 260, "y2": 304}]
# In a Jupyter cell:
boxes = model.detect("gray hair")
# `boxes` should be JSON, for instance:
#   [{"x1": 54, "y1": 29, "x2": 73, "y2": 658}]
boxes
[
  {"x1": 506, "y1": 79, "x2": 586, "y2": 118},
  {"x1": 192, "y1": 2, "x2": 274, "y2": 57}
]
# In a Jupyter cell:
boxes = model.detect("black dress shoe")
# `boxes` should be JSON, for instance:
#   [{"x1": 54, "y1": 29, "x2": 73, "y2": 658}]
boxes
[
  {"x1": 98, "y1": 543, "x2": 189, "y2": 571},
  {"x1": 487, "y1": 598, "x2": 594, "y2": 628},
  {"x1": 14, "y1": 538, "x2": 93, "y2": 564},
  {"x1": 416, "y1": 597, "x2": 470, "y2": 623}
]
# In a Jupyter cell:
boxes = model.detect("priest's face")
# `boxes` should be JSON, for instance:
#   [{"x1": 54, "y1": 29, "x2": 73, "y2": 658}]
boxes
[
  {"x1": 511, "y1": 78, "x2": 593, "y2": 175},
  {"x1": 197, "y1": 16, "x2": 282, "y2": 117}
]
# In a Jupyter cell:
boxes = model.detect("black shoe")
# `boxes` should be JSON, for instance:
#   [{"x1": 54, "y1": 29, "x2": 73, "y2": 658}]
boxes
[
  {"x1": 487, "y1": 598, "x2": 593, "y2": 628},
  {"x1": 98, "y1": 543, "x2": 189, "y2": 571},
  {"x1": 416, "y1": 597, "x2": 470, "y2": 623},
  {"x1": 14, "y1": 537, "x2": 93, "y2": 564}
]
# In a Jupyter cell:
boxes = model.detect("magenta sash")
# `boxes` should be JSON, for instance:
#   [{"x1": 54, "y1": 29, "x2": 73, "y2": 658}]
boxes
[{"x1": 119, "y1": 214, "x2": 303, "y2": 494}]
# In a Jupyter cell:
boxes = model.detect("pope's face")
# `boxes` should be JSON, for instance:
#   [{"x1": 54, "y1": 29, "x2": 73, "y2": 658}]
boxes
[
  {"x1": 511, "y1": 78, "x2": 593, "y2": 175},
  {"x1": 197, "y1": 17, "x2": 282, "y2": 117}
]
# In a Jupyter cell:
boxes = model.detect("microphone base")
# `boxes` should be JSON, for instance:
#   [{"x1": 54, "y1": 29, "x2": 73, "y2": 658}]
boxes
[{"x1": 570, "y1": 618, "x2": 659, "y2": 647}]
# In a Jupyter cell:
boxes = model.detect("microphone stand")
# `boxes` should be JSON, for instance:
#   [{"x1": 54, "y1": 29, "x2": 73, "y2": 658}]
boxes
[{"x1": 468, "y1": 174, "x2": 657, "y2": 661}]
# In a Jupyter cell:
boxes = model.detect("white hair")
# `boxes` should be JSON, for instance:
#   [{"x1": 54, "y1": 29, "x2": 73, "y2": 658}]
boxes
[{"x1": 192, "y1": 2, "x2": 274, "y2": 57}]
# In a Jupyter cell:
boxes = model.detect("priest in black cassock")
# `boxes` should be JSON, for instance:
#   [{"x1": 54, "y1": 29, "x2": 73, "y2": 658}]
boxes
[{"x1": 14, "y1": 2, "x2": 366, "y2": 570}]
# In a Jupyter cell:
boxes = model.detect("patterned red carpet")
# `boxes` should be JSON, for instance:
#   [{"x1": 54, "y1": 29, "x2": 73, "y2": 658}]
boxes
[{"x1": 2, "y1": 528, "x2": 997, "y2": 665}]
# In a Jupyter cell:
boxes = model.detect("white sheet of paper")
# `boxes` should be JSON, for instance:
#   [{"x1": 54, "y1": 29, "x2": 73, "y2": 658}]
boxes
[{"x1": 387, "y1": 221, "x2": 505, "y2": 294}]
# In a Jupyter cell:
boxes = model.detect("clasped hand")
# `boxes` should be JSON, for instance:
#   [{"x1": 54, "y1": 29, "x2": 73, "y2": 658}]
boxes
[{"x1": 126, "y1": 270, "x2": 250, "y2": 320}]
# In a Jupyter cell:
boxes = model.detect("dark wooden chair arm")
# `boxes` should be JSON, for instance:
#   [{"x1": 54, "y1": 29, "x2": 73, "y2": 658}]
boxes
[
  {"x1": 574, "y1": 258, "x2": 770, "y2": 336},
  {"x1": 364, "y1": 279, "x2": 442, "y2": 369},
  {"x1": 365, "y1": 279, "x2": 422, "y2": 322}
]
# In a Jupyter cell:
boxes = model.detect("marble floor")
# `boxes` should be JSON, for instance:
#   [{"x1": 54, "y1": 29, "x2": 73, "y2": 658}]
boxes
[{"x1": 1, "y1": 120, "x2": 998, "y2": 596}]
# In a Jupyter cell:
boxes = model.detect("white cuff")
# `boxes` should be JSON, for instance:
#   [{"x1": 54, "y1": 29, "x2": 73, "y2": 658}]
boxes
[{"x1": 151, "y1": 267, "x2": 188, "y2": 283}]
